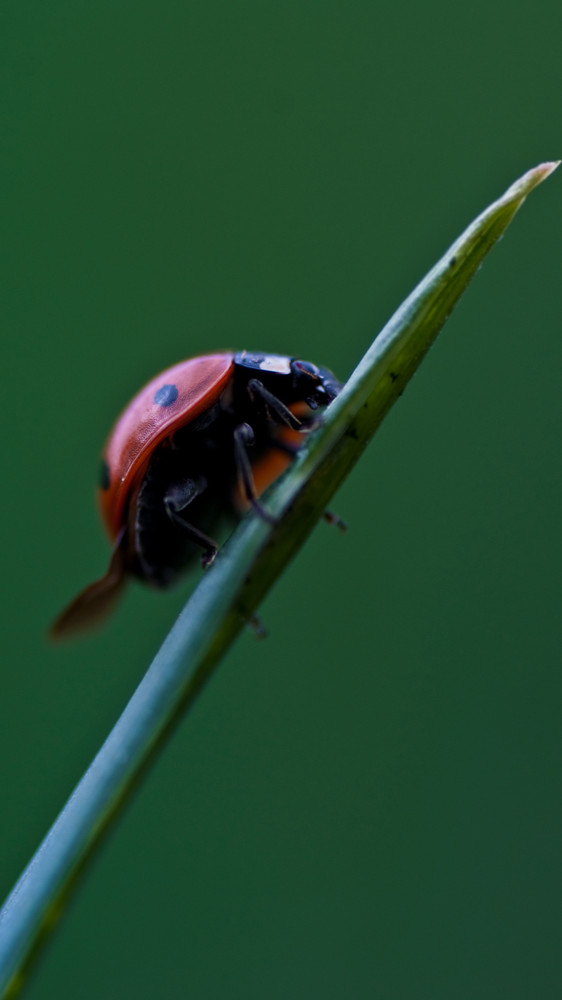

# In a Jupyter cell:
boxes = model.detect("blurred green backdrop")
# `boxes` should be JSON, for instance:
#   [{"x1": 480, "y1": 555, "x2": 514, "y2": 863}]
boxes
[{"x1": 2, "y1": 2, "x2": 561, "y2": 997}]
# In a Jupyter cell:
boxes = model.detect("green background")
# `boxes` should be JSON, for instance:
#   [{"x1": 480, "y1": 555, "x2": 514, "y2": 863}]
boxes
[{"x1": 2, "y1": 2, "x2": 561, "y2": 997}]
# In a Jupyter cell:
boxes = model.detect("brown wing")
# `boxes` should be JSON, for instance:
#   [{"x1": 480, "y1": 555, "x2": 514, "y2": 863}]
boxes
[{"x1": 50, "y1": 531, "x2": 127, "y2": 640}]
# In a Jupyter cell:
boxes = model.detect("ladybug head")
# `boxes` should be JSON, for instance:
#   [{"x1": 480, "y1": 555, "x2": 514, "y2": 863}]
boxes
[{"x1": 291, "y1": 359, "x2": 341, "y2": 407}]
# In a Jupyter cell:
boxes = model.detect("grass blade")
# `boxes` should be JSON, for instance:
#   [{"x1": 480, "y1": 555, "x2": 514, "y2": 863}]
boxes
[{"x1": 0, "y1": 161, "x2": 557, "y2": 998}]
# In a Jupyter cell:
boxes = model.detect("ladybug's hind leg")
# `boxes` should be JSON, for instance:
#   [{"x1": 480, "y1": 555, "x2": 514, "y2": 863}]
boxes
[{"x1": 164, "y1": 478, "x2": 218, "y2": 566}]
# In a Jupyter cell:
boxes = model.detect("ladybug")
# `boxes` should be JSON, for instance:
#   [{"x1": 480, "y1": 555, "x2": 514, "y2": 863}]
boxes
[{"x1": 51, "y1": 351, "x2": 341, "y2": 637}]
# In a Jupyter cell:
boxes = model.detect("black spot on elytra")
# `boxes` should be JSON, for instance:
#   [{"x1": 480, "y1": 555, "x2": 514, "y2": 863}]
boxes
[
  {"x1": 99, "y1": 458, "x2": 110, "y2": 490},
  {"x1": 154, "y1": 384, "x2": 179, "y2": 407}
]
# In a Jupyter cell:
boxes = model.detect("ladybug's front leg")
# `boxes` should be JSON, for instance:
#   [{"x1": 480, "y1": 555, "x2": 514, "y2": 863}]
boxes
[
  {"x1": 164, "y1": 478, "x2": 218, "y2": 566},
  {"x1": 247, "y1": 379, "x2": 301, "y2": 429}
]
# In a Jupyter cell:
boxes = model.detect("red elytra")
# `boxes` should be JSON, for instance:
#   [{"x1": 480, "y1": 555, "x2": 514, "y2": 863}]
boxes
[{"x1": 100, "y1": 353, "x2": 235, "y2": 538}]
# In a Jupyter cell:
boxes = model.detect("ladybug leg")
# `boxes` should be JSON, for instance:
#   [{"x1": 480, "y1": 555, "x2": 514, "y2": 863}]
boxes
[
  {"x1": 323, "y1": 510, "x2": 348, "y2": 532},
  {"x1": 233, "y1": 423, "x2": 277, "y2": 525},
  {"x1": 246, "y1": 613, "x2": 268, "y2": 640},
  {"x1": 247, "y1": 379, "x2": 302, "y2": 430},
  {"x1": 164, "y1": 478, "x2": 218, "y2": 566}
]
